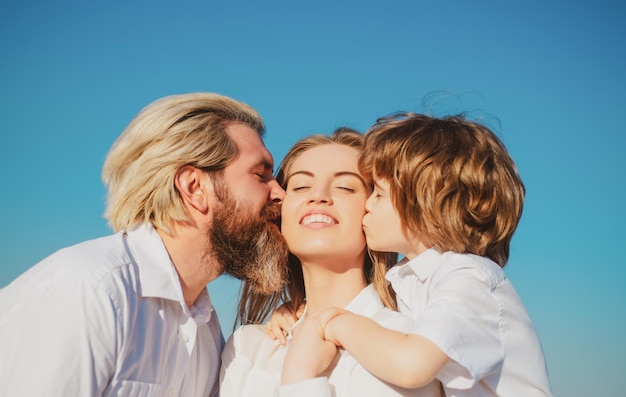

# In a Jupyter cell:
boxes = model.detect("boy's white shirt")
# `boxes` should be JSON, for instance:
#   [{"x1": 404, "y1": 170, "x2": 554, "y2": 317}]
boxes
[{"x1": 386, "y1": 248, "x2": 553, "y2": 397}]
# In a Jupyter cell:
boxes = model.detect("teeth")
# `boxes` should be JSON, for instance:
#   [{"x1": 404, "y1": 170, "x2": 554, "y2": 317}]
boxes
[{"x1": 301, "y1": 214, "x2": 336, "y2": 225}]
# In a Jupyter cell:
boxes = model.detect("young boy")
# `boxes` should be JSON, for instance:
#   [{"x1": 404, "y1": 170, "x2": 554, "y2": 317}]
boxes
[{"x1": 280, "y1": 113, "x2": 553, "y2": 396}]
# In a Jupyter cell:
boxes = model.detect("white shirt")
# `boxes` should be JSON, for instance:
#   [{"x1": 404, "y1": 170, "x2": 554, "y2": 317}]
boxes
[
  {"x1": 220, "y1": 284, "x2": 441, "y2": 397},
  {"x1": 387, "y1": 248, "x2": 553, "y2": 397},
  {"x1": 0, "y1": 224, "x2": 223, "y2": 397}
]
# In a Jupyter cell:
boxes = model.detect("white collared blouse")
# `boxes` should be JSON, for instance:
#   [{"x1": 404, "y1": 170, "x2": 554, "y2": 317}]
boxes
[{"x1": 220, "y1": 284, "x2": 441, "y2": 397}]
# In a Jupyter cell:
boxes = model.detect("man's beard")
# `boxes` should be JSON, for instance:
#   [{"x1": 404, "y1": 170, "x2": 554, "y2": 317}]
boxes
[{"x1": 208, "y1": 192, "x2": 289, "y2": 295}]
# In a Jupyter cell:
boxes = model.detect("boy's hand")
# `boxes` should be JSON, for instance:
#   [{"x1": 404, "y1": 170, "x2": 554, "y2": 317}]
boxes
[
  {"x1": 319, "y1": 307, "x2": 352, "y2": 346},
  {"x1": 265, "y1": 303, "x2": 305, "y2": 346},
  {"x1": 280, "y1": 308, "x2": 341, "y2": 385},
  {"x1": 307, "y1": 306, "x2": 349, "y2": 345}
]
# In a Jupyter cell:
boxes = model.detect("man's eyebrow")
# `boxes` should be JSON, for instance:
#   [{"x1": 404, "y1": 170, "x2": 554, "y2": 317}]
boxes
[{"x1": 254, "y1": 158, "x2": 274, "y2": 172}]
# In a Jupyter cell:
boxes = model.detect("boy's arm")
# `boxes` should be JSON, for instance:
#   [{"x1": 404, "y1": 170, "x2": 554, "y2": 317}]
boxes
[{"x1": 325, "y1": 312, "x2": 449, "y2": 389}]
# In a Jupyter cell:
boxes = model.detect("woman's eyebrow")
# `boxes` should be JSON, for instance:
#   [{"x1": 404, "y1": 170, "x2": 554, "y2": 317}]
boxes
[
  {"x1": 288, "y1": 170, "x2": 314, "y2": 178},
  {"x1": 287, "y1": 170, "x2": 366, "y2": 187},
  {"x1": 284, "y1": 170, "x2": 312, "y2": 185},
  {"x1": 335, "y1": 171, "x2": 367, "y2": 187},
  {"x1": 289, "y1": 169, "x2": 364, "y2": 180}
]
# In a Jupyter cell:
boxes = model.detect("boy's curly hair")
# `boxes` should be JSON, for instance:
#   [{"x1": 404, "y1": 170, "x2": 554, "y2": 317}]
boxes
[{"x1": 360, "y1": 112, "x2": 525, "y2": 267}]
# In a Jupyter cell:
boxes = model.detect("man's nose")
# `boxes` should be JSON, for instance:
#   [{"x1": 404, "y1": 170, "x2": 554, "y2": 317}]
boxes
[{"x1": 268, "y1": 179, "x2": 286, "y2": 203}]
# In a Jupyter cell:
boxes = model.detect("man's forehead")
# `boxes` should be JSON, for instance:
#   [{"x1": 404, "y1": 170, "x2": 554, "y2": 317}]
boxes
[{"x1": 225, "y1": 124, "x2": 274, "y2": 168}]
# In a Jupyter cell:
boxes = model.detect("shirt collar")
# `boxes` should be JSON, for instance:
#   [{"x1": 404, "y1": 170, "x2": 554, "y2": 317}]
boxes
[
  {"x1": 125, "y1": 224, "x2": 215, "y2": 326},
  {"x1": 386, "y1": 248, "x2": 443, "y2": 283},
  {"x1": 189, "y1": 288, "x2": 214, "y2": 326},
  {"x1": 288, "y1": 284, "x2": 383, "y2": 340},
  {"x1": 125, "y1": 224, "x2": 181, "y2": 302},
  {"x1": 344, "y1": 284, "x2": 384, "y2": 317}
]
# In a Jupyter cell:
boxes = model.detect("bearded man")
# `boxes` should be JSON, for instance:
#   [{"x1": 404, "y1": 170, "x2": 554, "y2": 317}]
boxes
[{"x1": 0, "y1": 93, "x2": 290, "y2": 397}]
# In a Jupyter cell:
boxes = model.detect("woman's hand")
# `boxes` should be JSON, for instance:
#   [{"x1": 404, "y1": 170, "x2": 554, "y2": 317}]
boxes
[
  {"x1": 265, "y1": 303, "x2": 305, "y2": 346},
  {"x1": 280, "y1": 309, "x2": 339, "y2": 385}
]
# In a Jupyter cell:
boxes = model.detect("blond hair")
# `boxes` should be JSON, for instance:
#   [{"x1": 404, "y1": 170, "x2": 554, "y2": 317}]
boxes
[
  {"x1": 360, "y1": 113, "x2": 525, "y2": 266},
  {"x1": 236, "y1": 128, "x2": 397, "y2": 327},
  {"x1": 102, "y1": 92, "x2": 265, "y2": 234}
]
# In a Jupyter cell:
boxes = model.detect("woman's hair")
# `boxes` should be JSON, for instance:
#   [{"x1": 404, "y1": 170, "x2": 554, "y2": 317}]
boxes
[
  {"x1": 236, "y1": 127, "x2": 397, "y2": 327},
  {"x1": 360, "y1": 112, "x2": 525, "y2": 267},
  {"x1": 102, "y1": 92, "x2": 265, "y2": 234}
]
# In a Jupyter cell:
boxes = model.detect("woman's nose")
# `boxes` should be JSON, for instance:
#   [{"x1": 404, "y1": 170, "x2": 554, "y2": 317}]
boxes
[{"x1": 307, "y1": 186, "x2": 332, "y2": 204}]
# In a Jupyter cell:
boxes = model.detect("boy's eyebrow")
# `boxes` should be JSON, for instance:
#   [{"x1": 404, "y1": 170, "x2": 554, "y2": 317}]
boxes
[{"x1": 373, "y1": 180, "x2": 388, "y2": 191}]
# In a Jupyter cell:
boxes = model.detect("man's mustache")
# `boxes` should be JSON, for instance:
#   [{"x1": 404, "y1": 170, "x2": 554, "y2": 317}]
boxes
[{"x1": 261, "y1": 202, "x2": 281, "y2": 224}]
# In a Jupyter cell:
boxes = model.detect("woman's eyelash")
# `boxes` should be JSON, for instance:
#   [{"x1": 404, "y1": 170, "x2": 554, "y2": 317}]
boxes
[{"x1": 289, "y1": 184, "x2": 358, "y2": 192}]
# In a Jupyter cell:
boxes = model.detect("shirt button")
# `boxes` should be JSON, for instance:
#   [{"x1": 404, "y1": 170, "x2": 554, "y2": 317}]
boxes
[
  {"x1": 180, "y1": 333, "x2": 189, "y2": 343},
  {"x1": 168, "y1": 388, "x2": 176, "y2": 396}
]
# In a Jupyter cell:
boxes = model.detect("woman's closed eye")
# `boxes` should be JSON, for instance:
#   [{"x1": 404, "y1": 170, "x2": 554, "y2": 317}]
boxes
[
  {"x1": 334, "y1": 175, "x2": 365, "y2": 194},
  {"x1": 291, "y1": 185, "x2": 311, "y2": 192},
  {"x1": 335, "y1": 185, "x2": 356, "y2": 193}
]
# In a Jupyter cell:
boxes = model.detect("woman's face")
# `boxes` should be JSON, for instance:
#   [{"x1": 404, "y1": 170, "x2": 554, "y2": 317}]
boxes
[{"x1": 281, "y1": 143, "x2": 369, "y2": 264}]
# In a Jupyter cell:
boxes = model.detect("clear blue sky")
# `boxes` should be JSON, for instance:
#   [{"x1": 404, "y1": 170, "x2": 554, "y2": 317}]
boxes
[{"x1": 1, "y1": 1, "x2": 624, "y2": 396}]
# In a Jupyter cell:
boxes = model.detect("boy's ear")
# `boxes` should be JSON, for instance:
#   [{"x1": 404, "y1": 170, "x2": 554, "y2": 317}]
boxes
[{"x1": 174, "y1": 165, "x2": 210, "y2": 214}]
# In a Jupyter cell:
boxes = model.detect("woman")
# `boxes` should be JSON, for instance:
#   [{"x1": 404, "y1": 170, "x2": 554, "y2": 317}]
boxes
[{"x1": 219, "y1": 128, "x2": 441, "y2": 397}]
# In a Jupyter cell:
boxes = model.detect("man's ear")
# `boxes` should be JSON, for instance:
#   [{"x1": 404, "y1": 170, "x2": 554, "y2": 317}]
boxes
[{"x1": 174, "y1": 165, "x2": 210, "y2": 214}]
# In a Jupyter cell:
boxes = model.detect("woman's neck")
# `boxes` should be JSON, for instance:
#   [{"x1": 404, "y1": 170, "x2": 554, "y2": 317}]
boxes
[{"x1": 300, "y1": 257, "x2": 367, "y2": 315}]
